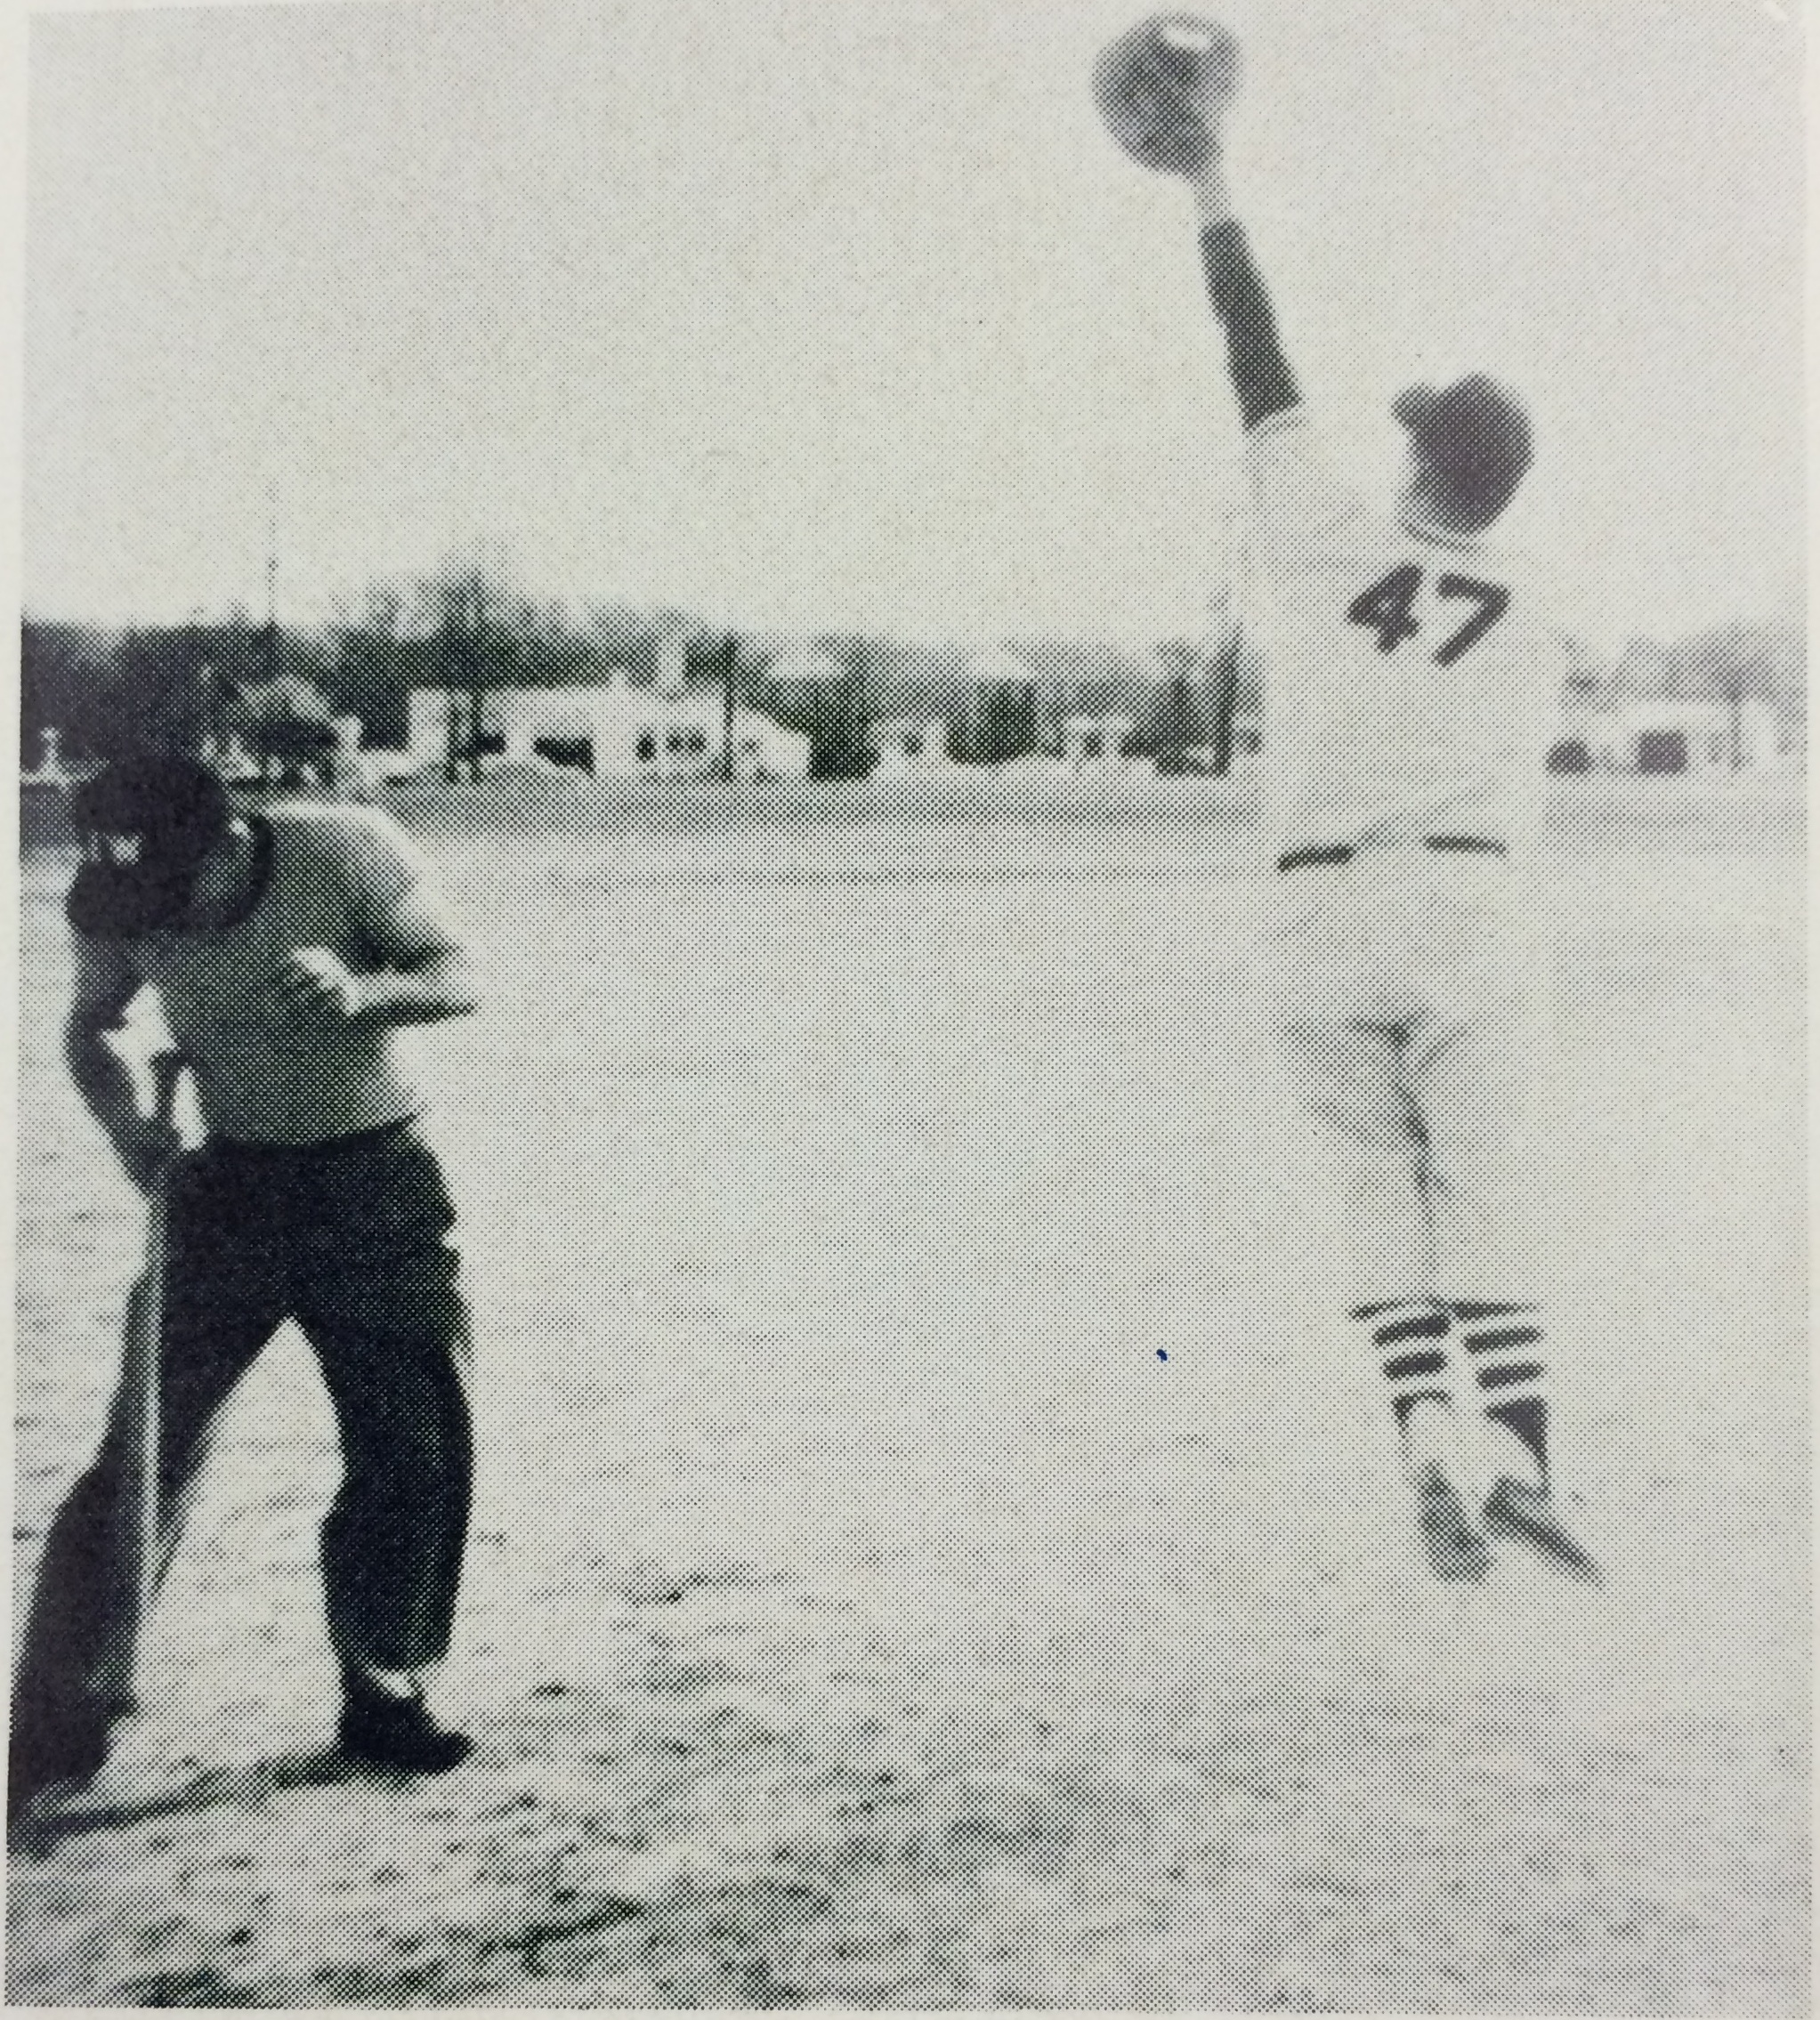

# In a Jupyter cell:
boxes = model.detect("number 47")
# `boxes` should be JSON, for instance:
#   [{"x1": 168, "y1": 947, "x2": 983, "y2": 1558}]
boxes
[{"x1": 1347, "y1": 563, "x2": 1510, "y2": 667}]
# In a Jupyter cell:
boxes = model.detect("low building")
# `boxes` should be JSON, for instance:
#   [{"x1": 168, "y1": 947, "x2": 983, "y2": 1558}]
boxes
[
  {"x1": 1060, "y1": 713, "x2": 1150, "y2": 774},
  {"x1": 1547, "y1": 699, "x2": 1787, "y2": 777},
  {"x1": 869, "y1": 716, "x2": 955, "y2": 777},
  {"x1": 407, "y1": 675, "x2": 810, "y2": 780}
]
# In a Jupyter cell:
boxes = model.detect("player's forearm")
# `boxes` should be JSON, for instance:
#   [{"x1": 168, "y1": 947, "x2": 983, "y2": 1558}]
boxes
[
  {"x1": 355, "y1": 955, "x2": 479, "y2": 1027},
  {"x1": 66, "y1": 1019, "x2": 137, "y2": 1120},
  {"x1": 65, "y1": 1022, "x2": 153, "y2": 1159},
  {"x1": 1196, "y1": 207, "x2": 1301, "y2": 432}
]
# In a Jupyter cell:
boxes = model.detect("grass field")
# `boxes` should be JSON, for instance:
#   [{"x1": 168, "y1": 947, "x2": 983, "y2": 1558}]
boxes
[{"x1": 7, "y1": 780, "x2": 1808, "y2": 2010}]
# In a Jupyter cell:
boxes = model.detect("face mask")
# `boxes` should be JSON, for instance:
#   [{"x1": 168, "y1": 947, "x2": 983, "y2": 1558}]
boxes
[{"x1": 66, "y1": 832, "x2": 211, "y2": 938}]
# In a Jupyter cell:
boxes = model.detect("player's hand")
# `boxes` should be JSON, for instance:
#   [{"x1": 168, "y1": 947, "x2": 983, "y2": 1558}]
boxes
[{"x1": 265, "y1": 948, "x2": 369, "y2": 1025}]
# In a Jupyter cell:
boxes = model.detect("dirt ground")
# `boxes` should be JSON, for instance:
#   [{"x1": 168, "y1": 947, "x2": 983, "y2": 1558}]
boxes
[{"x1": 6, "y1": 781, "x2": 1808, "y2": 2010}]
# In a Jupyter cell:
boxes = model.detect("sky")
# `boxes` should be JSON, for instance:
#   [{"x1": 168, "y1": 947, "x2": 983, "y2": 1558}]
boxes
[{"x1": 12, "y1": 0, "x2": 1808, "y2": 647}]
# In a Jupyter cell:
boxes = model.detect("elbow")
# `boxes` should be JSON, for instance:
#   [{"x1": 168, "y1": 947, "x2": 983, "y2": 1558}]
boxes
[
  {"x1": 1243, "y1": 384, "x2": 1303, "y2": 435},
  {"x1": 391, "y1": 944, "x2": 480, "y2": 1021}
]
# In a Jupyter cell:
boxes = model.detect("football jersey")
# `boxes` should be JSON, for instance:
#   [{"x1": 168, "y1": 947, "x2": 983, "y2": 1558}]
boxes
[
  {"x1": 1244, "y1": 408, "x2": 1557, "y2": 863},
  {"x1": 81, "y1": 804, "x2": 455, "y2": 1144}
]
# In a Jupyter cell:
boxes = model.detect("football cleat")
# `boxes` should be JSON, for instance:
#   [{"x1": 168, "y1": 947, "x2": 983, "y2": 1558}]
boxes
[
  {"x1": 338, "y1": 1691, "x2": 473, "y2": 1775},
  {"x1": 1483, "y1": 1475, "x2": 1603, "y2": 1585}
]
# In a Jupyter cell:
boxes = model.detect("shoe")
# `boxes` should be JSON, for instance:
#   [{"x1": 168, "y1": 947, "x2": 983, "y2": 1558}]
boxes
[
  {"x1": 1412, "y1": 1462, "x2": 1492, "y2": 1582},
  {"x1": 7, "y1": 1703, "x2": 116, "y2": 1827},
  {"x1": 1484, "y1": 1475, "x2": 1603, "y2": 1585},
  {"x1": 337, "y1": 1691, "x2": 473, "y2": 1774}
]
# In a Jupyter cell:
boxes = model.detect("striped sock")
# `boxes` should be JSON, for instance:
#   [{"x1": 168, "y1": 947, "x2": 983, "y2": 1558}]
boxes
[
  {"x1": 1452, "y1": 1300, "x2": 1549, "y2": 1482},
  {"x1": 1351, "y1": 1297, "x2": 1452, "y2": 1431}
]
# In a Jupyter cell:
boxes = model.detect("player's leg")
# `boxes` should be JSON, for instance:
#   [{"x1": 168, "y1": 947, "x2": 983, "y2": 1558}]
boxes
[
  {"x1": 291, "y1": 1125, "x2": 475, "y2": 1772},
  {"x1": 1272, "y1": 1009, "x2": 1487, "y2": 1579},
  {"x1": 1415, "y1": 1006, "x2": 1601, "y2": 1582},
  {"x1": 9, "y1": 1153, "x2": 284, "y2": 1821}
]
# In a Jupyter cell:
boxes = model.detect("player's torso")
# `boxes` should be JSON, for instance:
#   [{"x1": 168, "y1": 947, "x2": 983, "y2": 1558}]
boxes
[
  {"x1": 1243, "y1": 420, "x2": 1551, "y2": 869},
  {"x1": 1260, "y1": 524, "x2": 1548, "y2": 858},
  {"x1": 131, "y1": 808, "x2": 422, "y2": 1144}
]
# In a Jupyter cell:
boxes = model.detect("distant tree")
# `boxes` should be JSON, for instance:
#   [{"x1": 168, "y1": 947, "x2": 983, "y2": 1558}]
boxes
[
  {"x1": 581, "y1": 601, "x2": 655, "y2": 683},
  {"x1": 1231, "y1": 629, "x2": 1265, "y2": 715},
  {"x1": 97, "y1": 628, "x2": 216, "y2": 756},
  {"x1": 955, "y1": 681, "x2": 1037, "y2": 766},
  {"x1": 680, "y1": 629, "x2": 748, "y2": 779},
  {"x1": 1206, "y1": 625, "x2": 1247, "y2": 776},
  {"x1": 800, "y1": 641, "x2": 876, "y2": 779},
  {"x1": 1614, "y1": 636, "x2": 1670, "y2": 700},
  {"x1": 21, "y1": 620, "x2": 115, "y2": 764},
  {"x1": 433, "y1": 564, "x2": 506, "y2": 779},
  {"x1": 1132, "y1": 641, "x2": 1209, "y2": 773},
  {"x1": 249, "y1": 618, "x2": 279, "y2": 686},
  {"x1": 1667, "y1": 622, "x2": 1783, "y2": 770},
  {"x1": 332, "y1": 630, "x2": 402, "y2": 753},
  {"x1": 324, "y1": 583, "x2": 410, "y2": 750}
]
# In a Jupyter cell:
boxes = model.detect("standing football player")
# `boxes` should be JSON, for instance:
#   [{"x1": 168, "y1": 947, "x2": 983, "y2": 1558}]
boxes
[
  {"x1": 10, "y1": 752, "x2": 481, "y2": 1826},
  {"x1": 1096, "y1": 15, "x2": 1599, "y2": 1582}
]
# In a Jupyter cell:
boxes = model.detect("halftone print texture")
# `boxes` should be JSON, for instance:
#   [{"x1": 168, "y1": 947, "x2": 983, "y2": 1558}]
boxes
[{"x1": 10, "y1": 1, "x2": 1807, "y2": 2010}]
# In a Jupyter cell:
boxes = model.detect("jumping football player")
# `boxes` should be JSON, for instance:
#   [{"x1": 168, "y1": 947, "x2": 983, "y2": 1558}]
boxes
[
  {"x1": 10, "y1": 752, "x2": 482, "y2": 1825},
  {"x1": 1096, "y1": 16, "x2": 1600, "y2": 1582}
]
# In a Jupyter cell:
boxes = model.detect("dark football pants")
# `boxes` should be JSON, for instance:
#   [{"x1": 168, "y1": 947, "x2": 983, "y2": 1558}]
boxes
[{"x1": 12, "y1": 1119, "x2": 473, "y2": 1740}]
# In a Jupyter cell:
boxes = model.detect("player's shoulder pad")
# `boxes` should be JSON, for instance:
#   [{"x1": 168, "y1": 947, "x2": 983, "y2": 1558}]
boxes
[{"x1": 269, "y1": 799, "x2": 425, "y2": 883}]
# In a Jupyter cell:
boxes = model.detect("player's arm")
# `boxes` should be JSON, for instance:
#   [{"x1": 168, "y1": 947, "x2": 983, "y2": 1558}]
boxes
[
  {"x1": 346, "y1": 903, "x2": 478, "y2": 1029},
  {"x1": 64, "y1": 938, "x2": 169, "y2": 1187},
  {"x1": 1188, "y1": 152, "x2": 1302, "y2": 433},
  {"x1": 268, "y1": 814, "x2": 480, "y2": 1028},
  {"x1": 342, "y1": 811, "x2": 479, "y2": 1026},
  {"x1": 1094, "y1": 18, "x2": 1301, "y2": 434}
]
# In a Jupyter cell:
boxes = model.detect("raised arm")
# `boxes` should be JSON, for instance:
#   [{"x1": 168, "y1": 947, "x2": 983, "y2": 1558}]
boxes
[
  {"x1": 1094, "y1": 16, "x2": 1302, "y2": 433},
  {"x1": 1189, "y1": 156, "x2": 1302, "y2": 432}
]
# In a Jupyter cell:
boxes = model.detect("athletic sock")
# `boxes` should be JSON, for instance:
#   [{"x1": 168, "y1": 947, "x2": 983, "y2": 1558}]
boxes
[
  {"x1": 1452, "y1": 1299, "x2": 1549, "y2": 1484},
  {"x1": 1350, "y1": 1297, "x2": 1452, "y2": 1435},
  {"x1": 341, "y1": 1660, "x2": 425, "y2": 1706}
]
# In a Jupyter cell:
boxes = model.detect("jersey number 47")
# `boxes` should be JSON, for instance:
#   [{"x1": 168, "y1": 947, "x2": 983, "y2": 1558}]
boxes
[{"x1": 1347, "y1": 563, "x2": 1510, "y2": 668}]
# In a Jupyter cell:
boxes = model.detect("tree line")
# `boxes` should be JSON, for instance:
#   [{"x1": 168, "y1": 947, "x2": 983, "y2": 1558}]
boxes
[{"x1": 20, "y1": 586, "x2": 1267, "y2": 782}]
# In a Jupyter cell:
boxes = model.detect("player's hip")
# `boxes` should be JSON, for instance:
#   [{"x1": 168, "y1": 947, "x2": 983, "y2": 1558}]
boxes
[
  {"x1": 177, "y1": 1036, "x2": 425, "y2": 1150},
  {"x1": 167, "y1": 1115, "x2": 458, "y2": 1270},
  {"x1": 1256, "y1": 845, "x2": 1542, "y2": 1023},
  {"x1": 1261, "y1": 832, "x2": 1533, "y2": 941}
]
